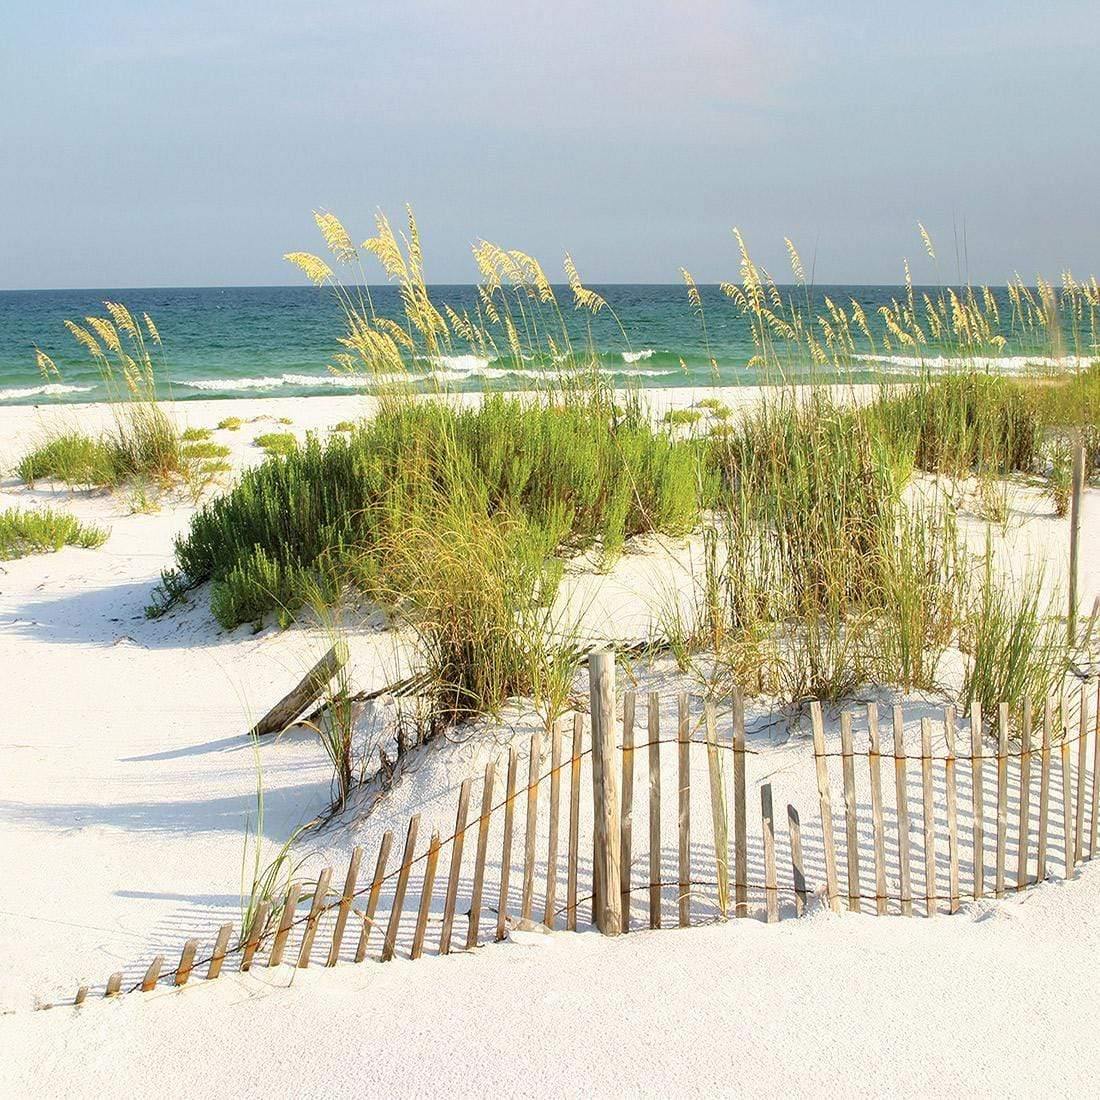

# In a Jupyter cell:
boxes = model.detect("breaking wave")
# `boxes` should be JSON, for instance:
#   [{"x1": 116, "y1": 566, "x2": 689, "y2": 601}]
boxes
[{"x1": 0, "y1": 383, "x2": 95, "y2": 402}]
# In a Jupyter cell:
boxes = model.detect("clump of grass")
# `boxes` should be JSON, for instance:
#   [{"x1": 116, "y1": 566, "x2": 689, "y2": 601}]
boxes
[
  {"x1": 962, "y1": 543, "x2": 1064, "y2": 720},
  {"x1": 182, "y1": 441, "x2": 231, "y2": 460},
  {"x1": 17, "y1": 432, "x2": 117, "y2": 487},
  {"x1": 664, "y1": 408, "x2": 703, "y2": 428},
  {"x1": 277, "y1": 416, "x2": 293, "y2": 425},
  {"x1": 21, "y1": 303, "x2": 186, "y2": 490},
  {"x1": 253, "y1": 431, "x2": 298, "y2": 456},
  {"x1": 873, "y1": 373, "x2": 1040, "y2": 476},
  {"x1": 182, "y1": 426, "x2": 213, "y2": 442},
  {"x1": 0, "y1": 506, "x2": 108, "y2": 560},
  {"x1": 218, "y1": 416, "x2": 243, "y2": 431},
  {"x1": 332, "y1": 420, "x2": 356, "y2": 432},
  {"x1": 695, "y1": 397, "x2": 731, "y2": 419}
]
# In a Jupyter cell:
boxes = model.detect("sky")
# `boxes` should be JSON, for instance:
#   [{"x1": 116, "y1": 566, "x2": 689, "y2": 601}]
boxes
[{"x1": 2, "y1": 0, "x2": 1099, "y2": 289}]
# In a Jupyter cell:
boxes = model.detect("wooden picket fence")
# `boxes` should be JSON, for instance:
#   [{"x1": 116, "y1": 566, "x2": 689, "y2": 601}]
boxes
[
  {"x1": 68, "y1": 657, "x2": 1099, "y2": 1006},
  {"x1": 811, "y1": 681, "x2": 1100, "y2": 915}
]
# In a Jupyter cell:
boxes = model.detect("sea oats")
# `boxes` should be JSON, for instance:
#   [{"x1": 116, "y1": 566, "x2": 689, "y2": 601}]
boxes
[
  {"x1": 142, "y1": 313, "x2": 162, "y2": 344},
  {"x1": 918, "y1": 222, "x2": 936, "y2": 260},
  {"x1": 85, "y1": 316, "x2": 122, "y2": 355},
  {"x1": 313, "y1": 211, "x2": 357, "y2": 264},
  {"x1": 34, "y1": 347, "x2": 59, "y2": 379},
  {"x1": 784, "y1": 238, "x2": 805, "y2": 284},
  {"x1": 284, "y1": 251, "x2": 334, "y2": 286}
]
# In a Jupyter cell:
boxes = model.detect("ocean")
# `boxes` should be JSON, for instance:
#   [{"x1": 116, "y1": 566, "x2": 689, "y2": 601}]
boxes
[{"x1": 0, "y1": 284, "x2": 1071, "y2": 405}]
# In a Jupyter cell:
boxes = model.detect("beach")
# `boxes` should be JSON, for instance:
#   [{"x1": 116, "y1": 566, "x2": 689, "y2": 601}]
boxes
[{"x1": 2, "y1": 385, "x2": 1098, "y2": 1094}]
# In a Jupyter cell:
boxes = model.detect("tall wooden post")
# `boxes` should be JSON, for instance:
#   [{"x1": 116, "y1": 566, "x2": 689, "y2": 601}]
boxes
[
  {"x1": 1068, "y1": 440, "x2": 1085, "y2": 647},
  {"x1": 589, "y1": 650, "x2": 622, "y2": 935}
]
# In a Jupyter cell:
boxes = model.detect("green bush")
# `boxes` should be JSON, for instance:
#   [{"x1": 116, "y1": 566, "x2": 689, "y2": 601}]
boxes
[{"x1": 0, "y1": 507, "x2": 108, "y2": 560}]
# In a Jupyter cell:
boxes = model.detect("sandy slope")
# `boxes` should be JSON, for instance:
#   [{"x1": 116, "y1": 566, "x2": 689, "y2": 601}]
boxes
[
  {"x1": 1, "y1": 389, "x2": 1098, "y2": 1096},
  {"x1": 3, "y1": 865, "x2": 1100, "y2": 1096}
]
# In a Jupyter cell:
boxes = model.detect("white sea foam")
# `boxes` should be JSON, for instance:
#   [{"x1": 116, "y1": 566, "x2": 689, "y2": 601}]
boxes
[
  {"x1": 0, "y1": 383, "x2": 95, "y2": 402},
  {"x1": 622, "y1": 349, "x2": 656, "y2": 363},
  {"x1": 179, "y1": 373, "x2": 371, "y2": 392},
  {"x1": 854, "y1": 352, "x2": 1098, "y2": 375},
  {"x1": 421, "y1": 354, "x2": 493, "y2": 373}
]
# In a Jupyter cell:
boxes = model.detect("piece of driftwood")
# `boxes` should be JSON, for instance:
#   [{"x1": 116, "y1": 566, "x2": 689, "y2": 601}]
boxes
[{"x1": 250, "y1": 642, "x2": 349, "y2": 737}]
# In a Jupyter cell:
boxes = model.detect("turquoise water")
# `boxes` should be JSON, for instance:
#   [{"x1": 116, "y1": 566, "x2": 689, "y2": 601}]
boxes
[{"x1": 0, "y1": 284, "x2": 1067, "y2": 405}]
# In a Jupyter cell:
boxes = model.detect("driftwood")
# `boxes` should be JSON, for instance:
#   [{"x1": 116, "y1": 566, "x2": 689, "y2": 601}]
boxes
[{"x1": 249, "y1": 642, "x2": 349, "y2": 737}]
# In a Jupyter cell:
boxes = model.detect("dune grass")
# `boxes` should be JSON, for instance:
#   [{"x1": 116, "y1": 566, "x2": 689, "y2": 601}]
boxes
[
  {"x1": 159, "y1": 209, "x2": 1093, "y2": 726},
  {"x1": 19, "y1": 303, "x2": 186, "y2": 490},
  {"x1": 0, "y1": 507, "x2": 108, "y2": 560}
]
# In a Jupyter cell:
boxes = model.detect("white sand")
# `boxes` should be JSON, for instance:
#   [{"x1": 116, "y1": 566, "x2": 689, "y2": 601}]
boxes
[{"x1": 1, "y1": 390, "x2": 1098, "y2": 1096}]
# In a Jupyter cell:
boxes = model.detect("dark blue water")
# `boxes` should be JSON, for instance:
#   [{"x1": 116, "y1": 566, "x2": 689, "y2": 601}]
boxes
[{"x1": 0, "y1": 284, "x2": 1069, "y2": 405}]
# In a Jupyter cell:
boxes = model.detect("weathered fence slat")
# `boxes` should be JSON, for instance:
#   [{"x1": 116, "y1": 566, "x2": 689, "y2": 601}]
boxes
[
  {"x1": 297, "y1": 866, "x2": 333, "y2": 968},
  {"x1": 356, "y1": 830, "x2": 393, "y2": 962},
  {"x1": 1061, "y1": 714, "x2": 1074, "y2": 877},
  {"x1": 411, "y1": 831, "x2": 441, "y2": 960},
  {"x1": 1091, "y1": 680, "x2": 1100, "y2": 859},
  {"x1": 207, "y1": 923, "x2": 233, "y2": 980},
  {"x1": 382, "y1": 815, "x2": 420, "y2": 962},
  {"x1": 892, "y1": 705, "x2": 913, "y2": 916},
  {"x1": 945, "y1": 707, "x2": 960, "y2": 913},
  {"x1": 466, "y1": 762, "x2": 495, "y2": 950},
  {"x1": 761, "y1": 783, "x2": 778, "y2": 923},
  {"x1": 705, "y1": 699, "x2": 730, "y2": 917},
  {"x1": 105, "y1": 972, "x2": 122, "y2": 997},
  {"x1": 566, "y1": 714, "x2": 582, "y2": 932},
  {"x1": 840, "y1": 711, "x2": 861, "y2": 913},
  {"x1": 269, "y1": 883, "x2": 301, "y2": 967},
  {"x1": 971, "y1": 700, "x2": 985, "y2": 899},
  {"x1": 995, "y1": 705, "x2": 1009, "y2": 898},
  {"x1": 1038, "y1": 700, "x2": 1053, "y2": 880},
  {"x1": 327, "y1": 846, "x2": 363, "y2": 967},
  {"x1": 439, "y1": 779, "x2": 472, "y2": 954},
  {"x1": 788, "y1": 804, "x2": 807, "y2": 916},
  {"x1": 240, "y1": 901, "x2": 270, "y2": 971},
  {"x1": 496, "y1": 747, "x2": 519, "y2": 941},
  {"x1": 678, "y1": 692, "x2": 692, "y2": 927},
  {"x1": 620, "y1": 692, "x2": 635, "y2": 930},
  {"x1": 733, "y1": 688, "x2": 748, "y2": 918},
  {"x1": 811, "y1": 701, "x2": 841, "y2": 914},
  {"x1": 867, "y1": 703, "x2": 887, "y2": 915},
  {"x1": 1075, "y1": 682, "x2": 1089, "y2": 863},
  {"x1": 74, "y1": 986, "x2": 88, "y2": 1006},
  {"x1": 1017, "y1": 700, "x2": 1032, "y2": 891},
  {"x1": 175, "y1": 938, "x2": 198, "y2": 986},
  {"x1": 521, "y1": 732, "x2": 542, "y2": 922},
  {"x1": 141, "y1": 955, "x2": 163, "y2": 992},
  {"x1": 648, "y1": 692, "x2": 662, "y2": 929},
  {"x1": 920, "y1": 718, "x2": 937, "y2": 916},
  {"x1": 544, "y1": 724, "x2": 563, "y2": 928}
]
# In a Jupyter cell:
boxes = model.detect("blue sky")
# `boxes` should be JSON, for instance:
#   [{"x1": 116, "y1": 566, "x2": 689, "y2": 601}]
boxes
[{"x1": 2, "y1": 0, "x2": 1098, "y2": 288}]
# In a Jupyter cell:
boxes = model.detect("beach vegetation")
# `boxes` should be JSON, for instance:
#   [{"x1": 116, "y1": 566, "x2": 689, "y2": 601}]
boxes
[
  {"x1": 182, "y1": 426, "x2": 213, "y2": 442},
  {"x1": 253, "y1": 431, "x2": 298, "y2": 455},
  {"x1": 0, "y1": 506, "x2": 108, "y2": 559},
  {"x1": 217, "y1": 416, "x2": 243, "y2": 431}
]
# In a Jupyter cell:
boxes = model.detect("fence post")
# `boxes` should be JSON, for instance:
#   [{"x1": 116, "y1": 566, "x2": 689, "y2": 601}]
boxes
[
  {"x1": 589, "y1": 649, "x2": 622, "y2": 935},
  {"x1": 1068, "y1": 440, "x2": 1085, "y2": 647}
]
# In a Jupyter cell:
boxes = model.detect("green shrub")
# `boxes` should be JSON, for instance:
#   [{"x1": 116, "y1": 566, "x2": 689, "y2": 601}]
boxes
[
  {"x1": 217, "y1": 416, "x2": 243, "y2": 431},
  {"x1": 182, "y1": 427, "x2": 213, "y2": 442},
  {"x1": 253, "y1": 432, "x2": 298, "y2": 455},
  {"x1": 182, "y1": 441, "x2": 231, "y2": 460},
  {"x1": 0, "y1": 507, "x2": 108, "y2": 560}
]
